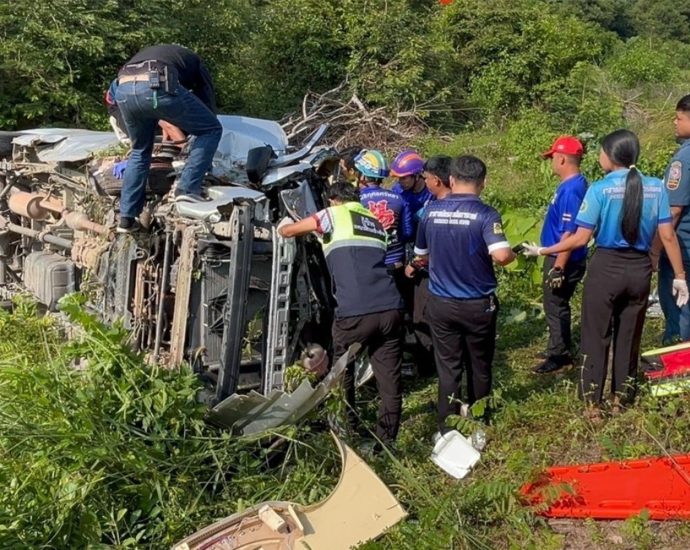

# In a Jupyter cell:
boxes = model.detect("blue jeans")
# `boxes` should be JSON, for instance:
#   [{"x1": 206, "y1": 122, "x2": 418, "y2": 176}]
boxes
[
  {"x1": 658, "y1": 254, "x2": 690, "y2": 343},
  {"x1": 114, "y1": 81, "x2": 222, "y2": 218}
]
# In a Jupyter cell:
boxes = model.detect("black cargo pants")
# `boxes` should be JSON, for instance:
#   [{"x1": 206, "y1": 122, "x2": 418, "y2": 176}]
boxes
[
  {"x1": 411, "y1": 275, "x2": 436, "y2": 376},
  {"x1": 427, "y1": 293, "x2": 498, "y2": 432},
  {"x1": 579, "y1": 249, "x2": 651, "y2": 405},
  {"x1": 333, "y1": 309, "x2": 404, "y2": 443},
  {"x1": 543, "y1": 255, "x2": 586, "y2": 361}
]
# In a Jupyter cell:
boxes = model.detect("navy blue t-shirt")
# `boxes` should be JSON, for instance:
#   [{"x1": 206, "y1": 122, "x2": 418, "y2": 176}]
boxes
[
  {"x1": 392, "y1": 182, "x2": 433, "y2": 225},
  {"x1": 540, "y1": 173, "x2": 588, "y2": 262},
  {"x1": 414, "y1": 194, "x2": 510, "y2": 299},
  {"x1": 360, "y1": 185, "x2": 413, "y2": 265},
  {"x1": 664, "y1": 139, "x2": 690, "y2": 262}
]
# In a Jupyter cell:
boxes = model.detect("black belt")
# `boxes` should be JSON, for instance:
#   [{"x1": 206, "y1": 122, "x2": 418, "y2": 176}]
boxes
[
  {"x1": 118, "y1": 74, "x2": 166, "y2": 84},
  {"x1": 596, "y1": 246, "x2": 648, "y2": 256},
  {"x1": 118, "y1": 59, "x2": 175, "y2": 93}
]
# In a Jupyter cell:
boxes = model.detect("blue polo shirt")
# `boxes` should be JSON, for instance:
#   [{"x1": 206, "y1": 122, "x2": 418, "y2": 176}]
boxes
[
  {"x1": 360, "y1": 185, "x2": 413, "y2": 265},
  {"x1": 540, "y1": 173, "x2": 588, "y2": 262},
  {"x1": 663, "y1": 139, "x2": 690, "y2": 262},
  {"x1": 414, "y1": 194, "x2": 510, "y2": 299},
  {"x1": 575, "y1": 169, "x2": 672, "y2": 252},
  {"x1": 392, "y1": 182, "x2": 433, "y2": 224}
]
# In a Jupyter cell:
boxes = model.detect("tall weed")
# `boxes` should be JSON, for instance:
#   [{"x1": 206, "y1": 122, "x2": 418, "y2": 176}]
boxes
[{"x1": 0, "y1": 295, "x2": 338, "y2": 548}]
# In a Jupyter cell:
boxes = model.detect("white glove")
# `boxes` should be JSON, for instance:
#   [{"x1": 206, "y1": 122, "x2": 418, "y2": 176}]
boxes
[
  {"x1": 522, "y1": 242, "x2": 544, "y2": 257},
  {"x1": 673, "y1": 278, "x2": 689, "y2": 307},
  {"x1": 276, "y1": 216, "x2": 293, "y2": 237}
]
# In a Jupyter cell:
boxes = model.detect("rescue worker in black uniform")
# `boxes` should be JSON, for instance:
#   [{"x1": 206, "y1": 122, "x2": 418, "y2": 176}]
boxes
[
  {"x1": 278, "y1": 181, "x2": 405, "y2": 445},
  {"x1": 406, "y1": 155, "x2": 452, "y2": 376},
  {"x1": 409, "y1": 156, "x2": 516, "y2": 432}
]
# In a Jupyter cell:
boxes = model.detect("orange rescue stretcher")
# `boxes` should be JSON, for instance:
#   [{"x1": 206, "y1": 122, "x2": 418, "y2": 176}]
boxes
[
  {"x1": 520, "y1": 454, "x2": 690, "y2": 520},
  {"x1": 641, "y1": 341, "x2": 690, "y2": 396},
  {"x1": 521, "y1": 342, "x2": 690, "y2": 520}
]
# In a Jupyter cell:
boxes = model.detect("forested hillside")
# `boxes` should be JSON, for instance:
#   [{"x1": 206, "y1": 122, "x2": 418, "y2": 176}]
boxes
[{"x1": 1, "y1": 0, "x2": 688, "y2": 129}]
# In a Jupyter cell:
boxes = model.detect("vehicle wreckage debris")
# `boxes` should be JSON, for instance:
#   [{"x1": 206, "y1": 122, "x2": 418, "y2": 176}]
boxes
[
  {"x1": 172, "y1": 431, "x2": 407, "y2": 550},
  {"x1": 0, "y1": 117, "x2": 338, "y2": 401},
  {"x1": 207, "y1": 344, "x2": 359, "y2": 435}
]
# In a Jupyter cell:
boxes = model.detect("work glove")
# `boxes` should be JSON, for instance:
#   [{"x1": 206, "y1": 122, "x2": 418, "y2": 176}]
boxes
[
  {"x1": 522, "y1": 242, "x2": 544, "y2": 257},
  {"x1": 276, "y1": 216, "x2": 293, "y2": 237},
  {"x1": 113, "y1": 160, "x2": 128, "y2": 179},
  {"x1": 301, "y1": 344, "x2": 328, "y2": 377},
  {"x1": 673, "y1": 278, "x2": 689, "y2": 307},
  {"x1": 546, "y1": 267, "x2": 565, "y2": 289}
]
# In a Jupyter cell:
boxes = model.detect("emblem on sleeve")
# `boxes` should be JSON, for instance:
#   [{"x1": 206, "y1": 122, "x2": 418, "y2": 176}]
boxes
[
  {"x1": 579, "y1": 199, "x2": 587, "y2": 213},
  {"x1": 493, "y1": 222, "x2": 503, "y2": 235},
  {"x1": 667, "y1": 160, "x2": 682, "y2": 190}
]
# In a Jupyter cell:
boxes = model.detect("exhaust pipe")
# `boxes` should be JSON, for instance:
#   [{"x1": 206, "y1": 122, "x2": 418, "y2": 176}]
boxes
[
  {"x1": 0, "y1": 217, "x2": 72, "y2": 250},
  {"x1": 8, "y1": 192, "x2": 107, "y2": 235},
  {"x1": 8, "y1": 192, "x2": 54, "y2": 220},
  {"x1": 62, "y1": 211, "x2": 108, "y2": 236}
]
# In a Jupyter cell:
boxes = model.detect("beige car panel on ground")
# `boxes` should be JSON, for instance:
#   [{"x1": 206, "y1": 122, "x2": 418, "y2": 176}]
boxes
[{"x1": 172, "y1": 434, "x2": 407, "y2": 550}]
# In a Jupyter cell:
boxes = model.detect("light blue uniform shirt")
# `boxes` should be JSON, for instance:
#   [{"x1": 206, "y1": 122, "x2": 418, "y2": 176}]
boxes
[{"x1": 575, "y1": 169, "x2": 671, "y2": 252}]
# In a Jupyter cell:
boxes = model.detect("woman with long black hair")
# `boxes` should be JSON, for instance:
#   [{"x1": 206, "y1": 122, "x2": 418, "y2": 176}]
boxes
[{"x1": 524, "y1": 129, "x2": 689, "y2": 420}]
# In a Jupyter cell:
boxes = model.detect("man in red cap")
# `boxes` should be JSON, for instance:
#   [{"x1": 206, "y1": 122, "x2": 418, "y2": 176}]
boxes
[{"x1": 534, "y1": 136, "x2": 588, "y2": 374}]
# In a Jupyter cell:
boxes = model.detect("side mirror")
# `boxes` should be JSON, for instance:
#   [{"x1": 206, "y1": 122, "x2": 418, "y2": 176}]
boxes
[{"x1": 246, "y1": 145, "x2": 274, "y2": 184}]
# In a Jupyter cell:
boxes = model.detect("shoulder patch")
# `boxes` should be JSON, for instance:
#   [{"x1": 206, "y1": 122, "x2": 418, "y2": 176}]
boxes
[
  {"x1": 493, "y1": 222, "x2": 503, "y2": 235},
  {"x1": 667, "y1": 160, "x2": 682, "y2": 190},
  {"x1": 579, "y1": 199, "x2": 588, "y2": 213}
]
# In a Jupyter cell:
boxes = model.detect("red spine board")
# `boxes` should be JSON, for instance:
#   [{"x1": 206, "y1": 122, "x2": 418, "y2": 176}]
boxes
[
  {"x1": 643, "y1": 348, "x2": 690, "y2": 381},
  {"x1": 520, "y1": 455, "x2": 690, "y2": 520}
]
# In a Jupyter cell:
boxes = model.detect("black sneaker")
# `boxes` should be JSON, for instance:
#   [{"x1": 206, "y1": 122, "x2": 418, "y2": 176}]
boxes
[
  {"x1": 116, "y1": 218, "x2": 141, "y2": 234},
  {"x1": 533, "y1": 356, "x2": 573, "y2": 374}
]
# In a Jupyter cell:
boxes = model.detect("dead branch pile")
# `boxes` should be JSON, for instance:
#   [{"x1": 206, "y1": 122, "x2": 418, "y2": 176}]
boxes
[{"x1": 280, "y1": 82, "x2": 428, "y2": 154}]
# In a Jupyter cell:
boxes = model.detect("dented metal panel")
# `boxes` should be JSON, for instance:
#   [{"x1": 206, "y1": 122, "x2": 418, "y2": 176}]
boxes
[
  {"x1": 208, "y1": 344, "x2": 359, "y2": 435},
  {"x1": 175, "y1": 185, "x2": 265, "y2": 223},
  {"x1": 12, "y1": 129, "x2": 120, "y2": 162}
]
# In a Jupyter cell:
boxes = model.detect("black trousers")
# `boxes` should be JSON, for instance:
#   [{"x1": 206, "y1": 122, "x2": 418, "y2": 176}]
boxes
[
  {"x1": 392, "y1": 266, "x2": 414, "y2": 315},
  {"x1": 411, "y1": 275, "x2": 436, "y2": 375},
  {"x1": 333, "y1": 309, "x2": 404, "y2": 442},
  {"x1": 580, "y1": 248, "x2": 651, "y2": 404},
  {"x1": 428, "y1": 293, "x2": 498, "y2": 431},
  {"x1": 543, "y1": 255, "x2": 586, "y2": 360}
]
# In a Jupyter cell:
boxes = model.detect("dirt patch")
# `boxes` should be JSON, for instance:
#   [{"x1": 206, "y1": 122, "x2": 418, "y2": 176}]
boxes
[{"x1": 548, "y1": 518, "x2": 690, "y2": 550}]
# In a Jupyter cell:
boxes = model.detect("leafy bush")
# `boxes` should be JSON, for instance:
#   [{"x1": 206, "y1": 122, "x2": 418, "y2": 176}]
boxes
[
  {"x1": 0, "y1": 295, "x2": 61, "y2": 363},
  {"x1": 0, "y1": 295, "x2": 338, "y2": 548},
  {"x1": 606, "y1": 38, "x2": 680, "y2": 88},
  {"x1": 232, "y1": 0, "x2": 348, "y2": 117},
  {"x1": 433, "y1": 0, "x2": 614, "y2": 117}
]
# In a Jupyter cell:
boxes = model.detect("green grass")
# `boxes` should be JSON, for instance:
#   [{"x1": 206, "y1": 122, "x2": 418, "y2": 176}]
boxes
[
  {"x1": 2, "y1": 284, "x2": 690, "y2": 549},
  {"x1": 355, "y1": 299, "x2": 690, "y2": 549}
]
